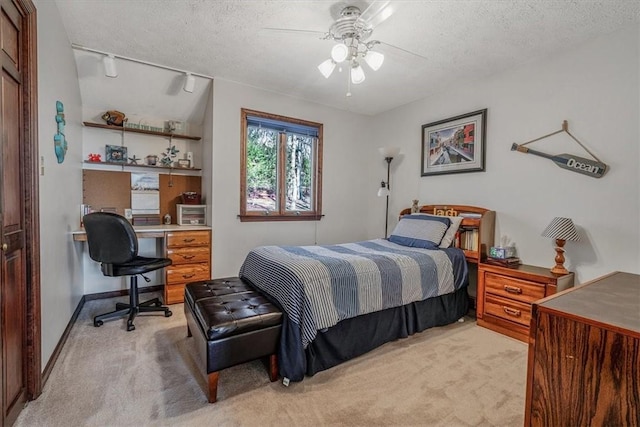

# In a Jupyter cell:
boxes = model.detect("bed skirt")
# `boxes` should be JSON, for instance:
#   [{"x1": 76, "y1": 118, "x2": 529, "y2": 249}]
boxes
[{"x1": 304, "y1": 286, "x2": 470, "y2": 377}]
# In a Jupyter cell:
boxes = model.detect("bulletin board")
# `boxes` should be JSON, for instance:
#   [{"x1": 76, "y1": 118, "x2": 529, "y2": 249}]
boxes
[{"x1": 82, "y1": 170, "x2": 202, "y2": 221}]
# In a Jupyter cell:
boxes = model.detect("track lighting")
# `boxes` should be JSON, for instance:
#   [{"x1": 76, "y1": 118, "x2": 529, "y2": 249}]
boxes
[
  {"x1": 103, "y1": 54, "x2": 118, "y2": 78},
  {"x1": 183, "y1": 72, "x2": 195, "y2": 93}
]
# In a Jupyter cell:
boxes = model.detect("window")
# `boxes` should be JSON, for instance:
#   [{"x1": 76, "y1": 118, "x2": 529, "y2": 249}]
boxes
[{"x1": 240, "y1": 108, "x2": 323, "y2": 221}]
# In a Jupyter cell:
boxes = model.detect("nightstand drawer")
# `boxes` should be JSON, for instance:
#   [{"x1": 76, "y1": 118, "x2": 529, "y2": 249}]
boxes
[
  {"x1": 485, "y1": 272, "x2": 545, "y2": 303},
  {"x1": 484, "y1": 294, "x2": 532, "y2": 327}
]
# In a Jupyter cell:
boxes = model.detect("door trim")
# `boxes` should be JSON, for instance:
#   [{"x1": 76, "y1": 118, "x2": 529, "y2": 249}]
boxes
[{"x1": 14, "y1": 0, "x2": 40, "y2": 401}]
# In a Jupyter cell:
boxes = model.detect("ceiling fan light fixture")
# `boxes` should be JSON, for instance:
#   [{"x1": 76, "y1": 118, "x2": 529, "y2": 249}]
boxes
[
  {"x1": 364, "y1": 50, "x2": 384, "y2": 71},
  {"x1": 318, "y1": 59, "x2": 336, "y2": 78},
  {"x1": 331, "y1": 43, "x2": 349, "y2": 63},
  {"x1": 350, "y1": 63, "x2": 366, "y2": 84}
]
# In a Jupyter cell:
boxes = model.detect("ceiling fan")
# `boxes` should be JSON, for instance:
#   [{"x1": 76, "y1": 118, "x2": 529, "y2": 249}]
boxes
[{"x1": 265, "y1": 1, "x2": 426, "y2": 95}]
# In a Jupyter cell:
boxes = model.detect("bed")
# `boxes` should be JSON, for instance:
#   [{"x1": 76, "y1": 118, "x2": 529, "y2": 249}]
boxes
[{"x1": 239, "y1": 205, "x2": 482, "y2": 382}]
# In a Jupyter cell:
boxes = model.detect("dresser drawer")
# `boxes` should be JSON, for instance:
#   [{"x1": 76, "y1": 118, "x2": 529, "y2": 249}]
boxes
[
  {"x1": 166, "y1": 263, "x2": 210, "y2": 284},
  {"x1": 165, "y1": 283, "x2": 188, "y2": 305},
  {"x1": 166, "y1": 230, "x2": 210, "y2": 248},
  {"x1": 484, "y1": 294, "x2": 532, "y2": 327},
  {"x1": 485, "y1": 272, "x2": 545, "y2": 303},
  {"x1": 167, "y1": 246, "x2": 210, "y2": 265}
]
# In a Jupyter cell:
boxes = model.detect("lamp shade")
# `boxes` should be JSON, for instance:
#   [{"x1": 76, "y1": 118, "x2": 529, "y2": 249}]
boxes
[
  {"x1": 103, "y1": 54, "x2": 118, "y2": 78},
  {"x1": 377, "y1": 183, "x2": 390, "y2": 197},
  {"x1": 331, "y1": 43, "x2": 349, "y2": 63},
  {"x1": 541, "y1": 217, "x2": 579, "y2": 241},
  {"x1": 317, "y1": 59, "x2": 336, "y2": 78},
  {"x1": 379, "y1": 147, "x2": 401, "y2": 159},
  {"x1": 350, "y1": 64, "x2": 366, "y2": 84},
  {"x1": 364, "y1": 50, "x2": 384, "y2": 71}
]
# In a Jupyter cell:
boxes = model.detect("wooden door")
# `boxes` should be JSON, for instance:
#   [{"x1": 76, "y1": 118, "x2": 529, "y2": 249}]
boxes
[{"x1": 0, "y1": 0, "x2": 39, "y2": 425}]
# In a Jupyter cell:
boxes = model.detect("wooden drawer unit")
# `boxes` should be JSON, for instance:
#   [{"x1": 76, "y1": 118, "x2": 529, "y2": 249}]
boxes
[
  {"x1": 164, "y1": 230, "x2": 211, "y2": 304},
  {"x1": 477, "y1": 263, "x2": 573, "y2": 342}
]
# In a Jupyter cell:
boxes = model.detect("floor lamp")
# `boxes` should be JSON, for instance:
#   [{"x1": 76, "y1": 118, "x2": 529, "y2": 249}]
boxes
[{"x1": 377, "y1": 147, "x2": 400, "y2": 238}]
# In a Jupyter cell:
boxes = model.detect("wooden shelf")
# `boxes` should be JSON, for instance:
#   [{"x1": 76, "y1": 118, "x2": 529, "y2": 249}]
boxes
[
  {"x1": 83, "y1": 121, "x2": 201, "y2": 141},
  {"x1": 83, "y1": 161, "x2": 201, "y2": 172}
]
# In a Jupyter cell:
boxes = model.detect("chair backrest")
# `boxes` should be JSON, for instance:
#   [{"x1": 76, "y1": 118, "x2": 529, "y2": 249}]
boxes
[{"x1": 83, "y1": 212, "x2": 138, "y2": 264}]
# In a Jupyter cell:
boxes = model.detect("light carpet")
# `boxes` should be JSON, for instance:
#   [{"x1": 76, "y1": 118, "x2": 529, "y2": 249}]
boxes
[{"x1": 16, "y1": 294, "x2": 528, "y2": 427}]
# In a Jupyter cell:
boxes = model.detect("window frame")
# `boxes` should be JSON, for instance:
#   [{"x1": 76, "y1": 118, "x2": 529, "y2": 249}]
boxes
[{"x1": 239, "y1": 108, "x2": 323, "y2": 222}]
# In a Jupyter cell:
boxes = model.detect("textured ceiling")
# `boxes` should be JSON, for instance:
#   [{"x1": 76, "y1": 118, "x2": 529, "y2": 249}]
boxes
[{"x1": 56, "y1": 0, "x2": 640, "y2": 116}]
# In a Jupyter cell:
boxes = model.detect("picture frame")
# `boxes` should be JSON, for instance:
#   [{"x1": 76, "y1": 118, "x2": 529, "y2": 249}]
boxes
[
  {"x1": 105, "y1": 144, "x2": 128, "y2": 163},
  {"x1": 421, "y1": 109, "x2": 487, "y2": 176},
  {"x1": 177, "y1": 159, "x2": 191, "y2": 168}
]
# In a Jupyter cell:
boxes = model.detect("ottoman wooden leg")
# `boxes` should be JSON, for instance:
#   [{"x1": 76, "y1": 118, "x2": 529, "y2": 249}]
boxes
[
  {"x1": 268, "y1": 354, "x2": 278, "y2": 382},
  {"x1": 208, "y1": 371, "x2": 219, "y2": 403}
]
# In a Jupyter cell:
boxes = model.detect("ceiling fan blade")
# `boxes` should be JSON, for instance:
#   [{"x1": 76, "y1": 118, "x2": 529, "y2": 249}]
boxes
[
  {"x1": 262, "y1": 27, "x2": 327, "y2": 38},
  {"x1": 357, "y1": 1, "x2": 395, "y2": 28},
  {"x1": 378, "y1": 41, "x2": 428, "y2": 60}
]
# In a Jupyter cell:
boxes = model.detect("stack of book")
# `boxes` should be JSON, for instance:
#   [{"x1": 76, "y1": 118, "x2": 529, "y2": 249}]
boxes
[{"x1": 485, "y1": 256, "x2": 521, "y2": 268}]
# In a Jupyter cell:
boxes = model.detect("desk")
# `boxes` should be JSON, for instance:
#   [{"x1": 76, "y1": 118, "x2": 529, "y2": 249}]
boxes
[
  {"x1": 524, "y1": 271, "x2": 640, "y2": 426},
  {"x1": 74, "y1": 225, "x2": 212, "y2": 304}
]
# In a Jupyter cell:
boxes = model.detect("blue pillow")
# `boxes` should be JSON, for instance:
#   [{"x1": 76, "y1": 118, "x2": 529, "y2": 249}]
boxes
[{"x1": 388, "y1": 215, "x2": 451, "y2": 249}]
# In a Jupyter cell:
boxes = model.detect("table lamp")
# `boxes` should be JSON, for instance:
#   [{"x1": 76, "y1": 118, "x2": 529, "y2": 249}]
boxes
[{"x1": 541, "y1": 217, "x2": 579, "y2": 275}]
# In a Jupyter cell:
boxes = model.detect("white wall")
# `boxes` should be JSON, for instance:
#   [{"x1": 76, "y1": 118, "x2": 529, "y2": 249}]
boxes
[
  {"x1": 366, "y1": 24, "x2": 640, "y2": 284},
  {"x1": 36, "y1": 0, "x2": 84, "y2": 369},
  {"x1": 211, "y1": 80, "x2": 373, "y2": 277}
]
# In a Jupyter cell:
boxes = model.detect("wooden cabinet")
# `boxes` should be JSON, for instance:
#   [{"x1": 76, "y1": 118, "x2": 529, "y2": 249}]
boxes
[
  {"x1": 164, "y1": 230, "x2": 211, "y2": 304},
  {"x1": 524, "y1": 271, "x2": 640, "y2": 426},
  {"x1": 477, "y1": 263, "x2": 573, "y2": 342}
]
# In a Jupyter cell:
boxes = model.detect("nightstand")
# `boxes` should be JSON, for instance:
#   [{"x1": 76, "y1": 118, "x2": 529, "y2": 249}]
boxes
[{"x1": 476, "y1": 263, "x2": 574, "y2": 342}]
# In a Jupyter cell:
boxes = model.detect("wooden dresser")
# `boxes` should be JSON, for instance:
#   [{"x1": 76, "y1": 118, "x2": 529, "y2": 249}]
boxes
[
  {"x1": 524, "y1": 271, "x2": 640, "y2": 426},
  {"x1": 477, "y1": 263, "x2": 574, "y2": 342},
  {"x1": 165, "y1": 229, "x2": 212, "y2": 304}
]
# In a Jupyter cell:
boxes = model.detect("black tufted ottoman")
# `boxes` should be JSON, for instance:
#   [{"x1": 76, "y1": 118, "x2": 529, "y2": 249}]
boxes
[{"x1": 184, "y1": 277, "x2": 282, "y2": 403}]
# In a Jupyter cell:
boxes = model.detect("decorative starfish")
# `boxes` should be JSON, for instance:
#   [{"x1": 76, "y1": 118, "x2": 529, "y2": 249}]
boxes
[{"x1": 128, "y1": 155, "x2": 140, "y2": 165}]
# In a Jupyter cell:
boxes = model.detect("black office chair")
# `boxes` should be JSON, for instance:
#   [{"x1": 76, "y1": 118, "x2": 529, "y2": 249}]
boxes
[{"x1": 83, "y1": 212, "x2": 173, "y2": 331}]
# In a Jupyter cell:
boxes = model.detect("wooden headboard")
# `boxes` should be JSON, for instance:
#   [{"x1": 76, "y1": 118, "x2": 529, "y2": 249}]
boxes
[{"x1": 398, "y1": 204, "x2": 496, "y2": 263}]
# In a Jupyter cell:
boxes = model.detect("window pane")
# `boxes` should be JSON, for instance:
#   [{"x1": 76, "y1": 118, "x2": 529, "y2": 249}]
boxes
[
  {"x1": 246, "y1": 126, "x2": 278, "y2": 212},
  {"x1": 285, "y1": 134, "x2": 314, "y2": 211}
]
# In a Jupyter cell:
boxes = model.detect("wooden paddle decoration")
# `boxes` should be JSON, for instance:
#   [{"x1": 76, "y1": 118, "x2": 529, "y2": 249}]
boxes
[
  {"x1": 511, "y1": 120, "x2": 608, "y2": 179},
  {"x1": 511, "y1": 143, "x2": 607, "y2": 178}
]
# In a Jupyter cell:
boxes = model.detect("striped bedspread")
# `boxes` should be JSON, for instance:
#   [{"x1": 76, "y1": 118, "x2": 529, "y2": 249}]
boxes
[{"x1": 239, "y1": 239, "x2": 468, "y2": 358}]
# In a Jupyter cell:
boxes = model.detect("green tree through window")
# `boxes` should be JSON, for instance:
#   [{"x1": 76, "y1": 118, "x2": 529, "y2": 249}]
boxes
[{"x1": 240, "y1": 109, "x2": 323, "y2": 221}]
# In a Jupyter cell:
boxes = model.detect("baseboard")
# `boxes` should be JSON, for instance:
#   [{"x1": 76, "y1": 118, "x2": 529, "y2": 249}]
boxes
[{"x1": 41, "y1": 285, "x2": 164, "y2": 388}]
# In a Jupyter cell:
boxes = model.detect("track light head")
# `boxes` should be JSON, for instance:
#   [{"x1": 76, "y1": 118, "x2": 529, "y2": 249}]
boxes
[
  {"x1": 103, "y1": 54, "x2": 118, "y2": 78},
  {"x1": 183, "y1": 72, "x2": 195, "y2": 93}
]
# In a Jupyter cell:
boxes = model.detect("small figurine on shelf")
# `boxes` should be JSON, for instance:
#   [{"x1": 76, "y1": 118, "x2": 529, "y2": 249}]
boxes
[
  {"x1": 145, "y1": 155, "x2": 158, "y2": 166},
  {"x1": 87, "y1": 153, "x2": 101, "y2": 162},
  {"x1": 101, "y1": 110, "x2": 126, "y2": 126},
  {"x1": 161, "y1": 145, "x2": 179, "y2": 167},
  {"x1": 128, "y1": 155, "x2": 140, "y2": 165},
  {"x1": 411, "y1": 199, "x2": 420, "y2": 213}
]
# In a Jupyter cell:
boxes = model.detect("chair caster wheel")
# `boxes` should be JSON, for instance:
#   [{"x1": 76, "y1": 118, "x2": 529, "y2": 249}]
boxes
[
  {"x1": 94, "y1": 320, "x2": 103, "y2": 327},
  {"x1": 127, "y1": 323, "x2": 135, "y2": 331},
  {"x1": 165, "y1": 310, "x2": 173, "y2": 317}
]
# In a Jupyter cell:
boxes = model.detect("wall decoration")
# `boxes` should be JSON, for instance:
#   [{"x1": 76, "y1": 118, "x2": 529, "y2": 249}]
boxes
[
  {"x1": 105, "y1": 144, "x2": 128, "y2": 163},
  {"x1": 421, "y1": 109, "x2": 487, "y2": 176},
  {"x1": 87, "y1": 153, "x2": 101, "y2": 162},
  {"x1": 54, "y1": 101, "x2": 67, "y2": 164},
  {"x1": 511, "y1": 120, "x2": 607, "y2": 178},
  {"x1": 161, "y1": 145, "x2": 179, "y2": 166},
  {"x1": 101, "y1": 110, "x2": 126, "y2": 126}
]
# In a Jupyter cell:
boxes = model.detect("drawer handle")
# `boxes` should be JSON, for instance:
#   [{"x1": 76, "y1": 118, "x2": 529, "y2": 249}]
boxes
[
  {"x1": 502, "y1": 306, "x2": 521, "y2": 317},
  {"x1": 180, "y1": 254, "x2": 195, "y2": 260},
  {"x1": 504, "y1": 285, "x2": 522, "y2": 294},
  {"x1": 182, "y1": 273, "x2": 195, "y2": 279},
  {"x1": 182, "y1": 238, "x2": 196, "y2": 243}
]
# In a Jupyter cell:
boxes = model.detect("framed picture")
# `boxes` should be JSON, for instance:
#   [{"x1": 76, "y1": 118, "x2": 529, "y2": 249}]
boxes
[
  {"x1": 177, "y1": 159, "x2": 191, "y2": 168},
  {"x1": 105, "y1": 144, "x2": 128, "y2": 163},
  {"x1": 421, "y1": 109, "x2": 487, "y2": 176}
]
